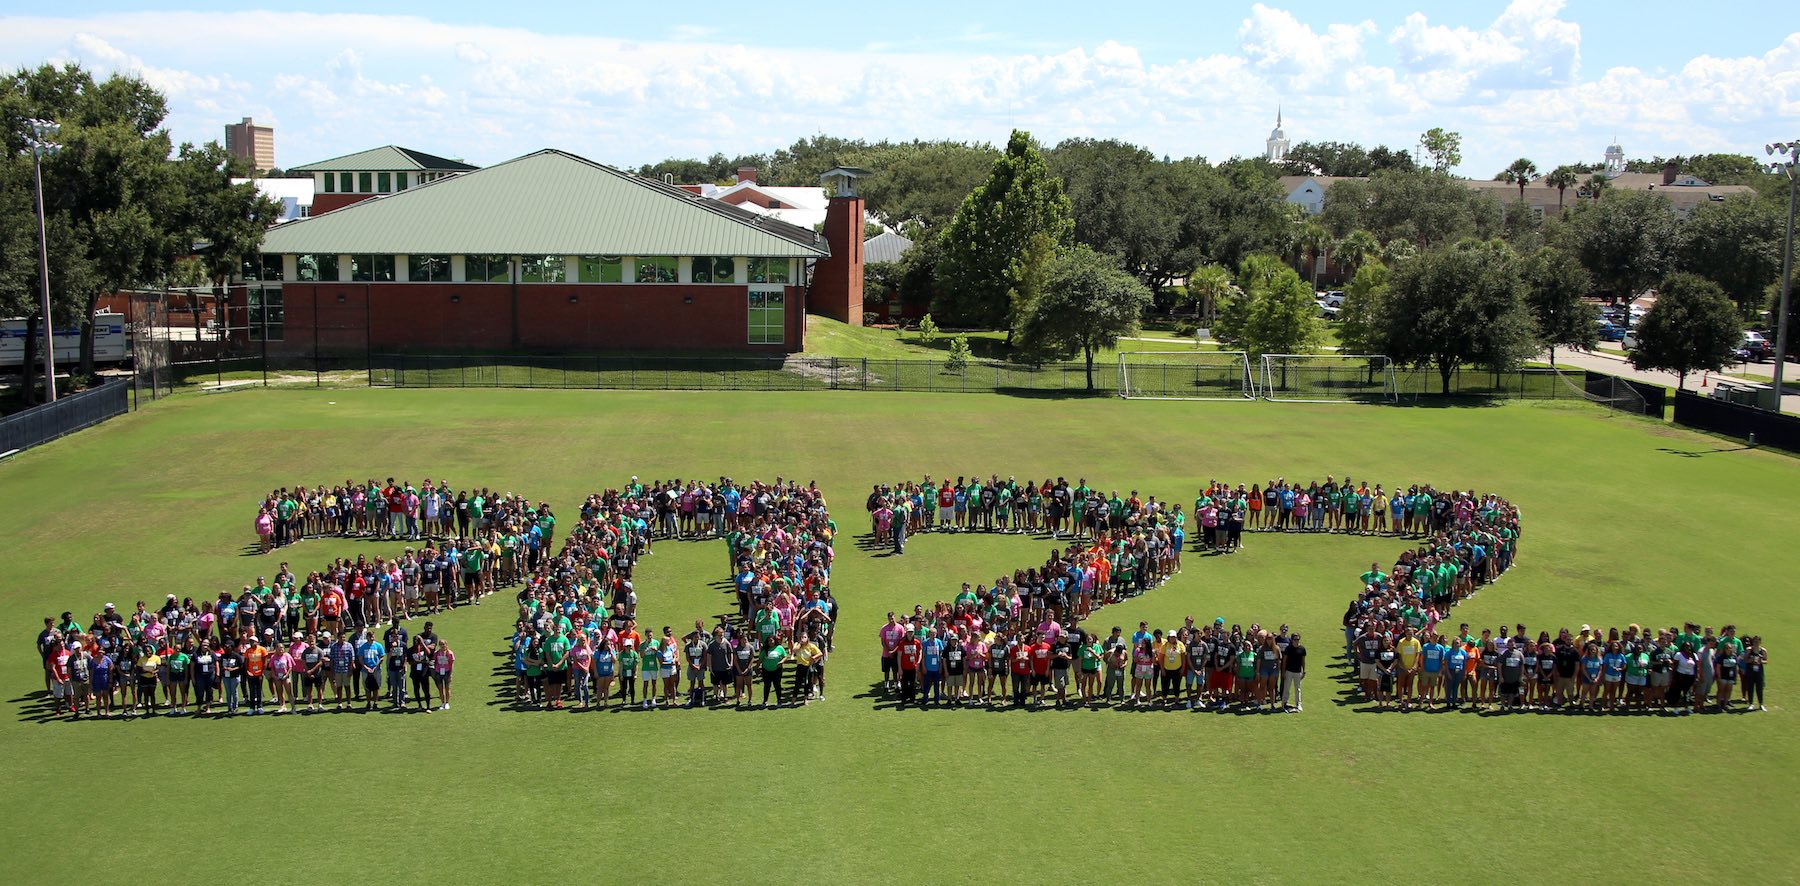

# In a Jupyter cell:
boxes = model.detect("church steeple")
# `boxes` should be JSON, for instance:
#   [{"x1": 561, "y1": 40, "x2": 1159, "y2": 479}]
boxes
[{"x1": 1265, "y1": 107, "x2": 1290, "y2": 163}]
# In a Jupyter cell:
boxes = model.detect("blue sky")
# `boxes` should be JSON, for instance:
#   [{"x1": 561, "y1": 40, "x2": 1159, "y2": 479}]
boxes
[{"x1": 4, "y1": 1, "x2": 1796, "y2": 176}]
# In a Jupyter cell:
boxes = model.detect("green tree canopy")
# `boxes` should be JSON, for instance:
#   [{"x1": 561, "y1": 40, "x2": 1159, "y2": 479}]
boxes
[
  {"x1": 1522, "y1": 246, "x2": 1595, "y2": 365},
  {"x1": 935, "y1": 129, "x2": 1073, "y2": 330},
  {"x1": 1678, "y1": 194, "x2": 1784, "y2": 314},
  {"x1": 1629, "y1": 272, "x2": 1742, "y2": 389},
  {"x1": 1319, "y1": 168, "x2": 1502, "y2": 248},
  {"x1": 1561, "y1": 188, "x2": 1681, "y2": 301},
  {"x1": 1383, "y1": 240, "x2": 1537, "y2": 392},
  {"x1": 1212, "y1": 253, "x2": 1323, "y2": 358},
  {"x1": 1014, "y1": 245, "x2": 1151, "y2": 389}
]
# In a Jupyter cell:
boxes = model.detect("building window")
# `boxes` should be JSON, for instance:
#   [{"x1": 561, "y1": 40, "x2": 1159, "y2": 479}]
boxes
[
  {"x1": 635, "y1": 256, "x2": 677, "y2": 283},
  {"x1": 465, "y1": 255, "x2": 511, "y2": 283},
  {"x1": 247, "y1": 287, "x2": 284, "y2": 341},
  {"x1": 748, "y1": 290, "x2": 784, "y2": 344},
  {"x1": 349, "y1": 254, "x2": 396, "y2": 282},
  {"x1": 577, "y1": 255, "x2": 622, "y2": 283},
  {"x1": 520, "y1": 255, "x2": 567, "y2": 283},
  {"x1": 321, "y1": 174, "x2": 335, "y2": 193},
  {"x1": 296, "y1": 254, "x2": 338, "y2": 282},
  {"x1": 377, "y1": 172, "x2": 392, "y2": 193},
  {"x1": 692, "y1": 257, "x2": 735, "y2": 284},
  {"x1": 338, "y1": 172, "x2": 353, "y2": 193},
  {"x1": 396, "y1": 174, "x2": 407, "y2": 191},
  {"x1": 241, "y1": 254, "x2": 284, "y2": 281},
  {"x1": 357, "y1": 172, "x2": 373, "y2": 193},
  {"x1": 748, "y1": 257, "x2": 789, "y2": 284},
  {"x1": 409, "y1": 254, "x2": 451, "y2": 282}
]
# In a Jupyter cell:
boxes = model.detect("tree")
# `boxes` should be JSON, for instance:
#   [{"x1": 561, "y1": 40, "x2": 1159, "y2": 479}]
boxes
[
  {"x1": 1563, "y1": 189, "x2": 1681, "y2": 302},
  {"x1": 1334, "y1": 229, "x2": 1380, "y2": 275},
  {"x1": 1212, "y1": 254, "x2": 1323, "y2": 359},
  {"x1": 1583, "y1": 173, "x2": 1610, "y2": 202},
  {"x1": 1502, "y1": 157, "x2": 1538, "y2": 201},
  {"x1": 1629, "y1": 273, "x2": 1742, "y2": 389},
  {"x1": 935, "y1": 129, "x2": 1073, "y2": 330},
  {"x1": 1337, "y1": 260, "x2": 1391, "y2": 358},
  {"x1": 849, "y1": 140, "x2": 999, "y2": 235},
  {"x1": 1185, "y1": 263, "x2": 1234, "y2": 325},
  {"x1": 1382, "y1": 241, "x2": 1537, "y2": 393},
  {"x1": 1545, "y1": 165, "x2": 1579, "y2": 212},
  {"x1": 1522, "y1": 247, "x2": 1595, "y2": 365},
  {"x1": 1679, "y1": 195, "x2": 1784, "y2": 314},
  {"x1": 915, "y1": 313, "x2": 938, "y2": 342},
  {"x1": 1420, "y1": 127, "x2": 1462, "y2": 173},
  {"x1": 1047, "y1": 139, "x2": 1182, "y2": 289},
  {"x1": 1280, "y1": 140, "x2": 1373, "y2": 177},
  {"x1": 1014, "y1": 245, "x2": 1152, "y2": 390},
  {"x1": 1367, "y1": 145, "x2": 1418, "y2": 172},
  {"x1": 1296, "y1": 222, "x2": 1332, "y2": 288},
  {"x1": 944, "y1": 334, "x2": 972, "y2": 372},
  {"x1": 1319, "y1": 169, "x2": 1501, "y2": 247}
]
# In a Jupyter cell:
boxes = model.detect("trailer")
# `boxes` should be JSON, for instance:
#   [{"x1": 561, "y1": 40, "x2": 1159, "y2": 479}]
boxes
[{"x1": 0, "y1": 313, "x2": 129, "y2": 367}]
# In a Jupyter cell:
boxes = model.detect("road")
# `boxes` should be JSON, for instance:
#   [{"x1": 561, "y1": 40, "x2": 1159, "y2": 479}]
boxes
[{"x1": 1543, "y1": 349, "x2": 1800, "y2": 415}]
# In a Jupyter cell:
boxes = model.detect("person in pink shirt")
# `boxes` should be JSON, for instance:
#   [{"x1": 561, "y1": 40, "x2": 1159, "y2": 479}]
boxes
[
  {"x1": 255, "y1": 508, "x2": 274, "y2": 554},
  {"x1": 432, "y1": 640, "x2": 455, "y2": 711},
  {"x1": 878, "y1": 612, "x2": 907, "y2": 692},
  {"x1": 267, "y1": 645, "x2": 295, "y2": 713}
]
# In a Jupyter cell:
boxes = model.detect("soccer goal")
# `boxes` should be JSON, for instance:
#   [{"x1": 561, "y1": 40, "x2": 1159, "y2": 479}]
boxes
[
  {"x1": 1545, "y1": 364, "x2": 1651, "y2": 416},
  {"x1": 1260, "y1": 354, "x2": 1398, "y2": 403},
  {"x1": 1117, "y1": 351, "x2": 1257, "y2": 400}
]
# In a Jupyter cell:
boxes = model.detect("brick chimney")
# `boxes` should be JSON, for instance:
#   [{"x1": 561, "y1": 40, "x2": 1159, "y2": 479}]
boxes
[
  {"x1": 1662, "y1": 159, "x2": 1679, "y2": 186},
  {"x1": 736, "y1": 165, "x2": 758, "y2": 184},
  {"x1": 810, "y1": 167, "x2": 871, "y2": 325}
]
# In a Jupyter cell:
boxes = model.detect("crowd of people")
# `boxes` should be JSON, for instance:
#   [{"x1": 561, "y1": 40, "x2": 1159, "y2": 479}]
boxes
[
  {"x1": 868, "y1": 474, "x2": 1301, "y2": 711},
  {"x1": 253, "y1": 478, "x2": 539, "y2": 553},
  {"x1": 36, "y1": 595, "x2": 460, "y2": 718},
  {"x1": 1337, "y1": 483, "x2": 1768, "y2": 714},
  {"x1": 503, "y1": 476, "x2": 840, "y2": 710}
]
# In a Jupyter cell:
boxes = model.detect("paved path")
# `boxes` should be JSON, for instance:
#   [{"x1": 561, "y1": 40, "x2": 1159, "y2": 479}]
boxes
[{"x1": 1543, "y1": 349, "x2": 1800, "y2": 415}]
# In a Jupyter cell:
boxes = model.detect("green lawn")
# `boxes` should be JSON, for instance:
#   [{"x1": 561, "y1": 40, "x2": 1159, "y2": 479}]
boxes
[{"x1": 2, "y1": 389, "x2": 1796, "y2": 882}]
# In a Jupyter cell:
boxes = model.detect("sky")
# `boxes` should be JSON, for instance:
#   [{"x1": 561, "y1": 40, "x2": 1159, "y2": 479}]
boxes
[{"x1": 3, "y1": 1, "x2": 1796, "y2": 177}]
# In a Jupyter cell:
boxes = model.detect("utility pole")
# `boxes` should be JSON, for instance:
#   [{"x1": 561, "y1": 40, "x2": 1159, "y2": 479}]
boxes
[{"x1": 27, "y1": 118, "x2": 61, "y2": 402}]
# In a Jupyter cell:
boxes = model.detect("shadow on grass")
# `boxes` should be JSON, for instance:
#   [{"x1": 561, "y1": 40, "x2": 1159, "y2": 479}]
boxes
[
  {"x1": 1656, "y1": 445, "x2": 1754, "y2": 457},
  {"x1": 860, "y1": 681, "x2": 1294, "y2": 715}
]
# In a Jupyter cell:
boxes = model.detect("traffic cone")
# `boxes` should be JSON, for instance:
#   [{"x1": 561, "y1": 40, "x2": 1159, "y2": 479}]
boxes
[{"x1": 1701, "y1": 372, "x2": 1709, "y2": 388}]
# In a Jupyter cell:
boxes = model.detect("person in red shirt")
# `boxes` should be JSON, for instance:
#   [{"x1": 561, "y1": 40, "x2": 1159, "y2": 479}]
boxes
[
  {"x1": 383, "y1": 479, "x2": 404, "y2": 540},
  {"x1": 896, "y1": 631, "x2": 923, "y2": 706},
  {"x1": 1030, "y1": 634, "x2": 1054, "y2": 707},
  {"x1": 1009, "y1": 637, "x2": 1033, "y2": 706}
]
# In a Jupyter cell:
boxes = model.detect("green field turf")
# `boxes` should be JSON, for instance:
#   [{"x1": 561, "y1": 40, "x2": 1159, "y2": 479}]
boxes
[{"x1": 2, "y1": 389, "x2": 1796, "y2": 883}]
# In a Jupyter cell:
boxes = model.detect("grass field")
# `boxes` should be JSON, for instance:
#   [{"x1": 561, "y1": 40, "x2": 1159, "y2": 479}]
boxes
[{"x1": 3, "y1": 388, "x2": 1797, "y2": 883}]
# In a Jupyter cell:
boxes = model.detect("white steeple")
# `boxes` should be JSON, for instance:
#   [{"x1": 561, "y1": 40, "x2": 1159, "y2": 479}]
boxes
[
  {"x1": 1265, "y1": 107, "x2": 1290, "y2": 163},
  {"x1": 1603, "y1": 136, "x2": 1625, "y2": 176}
]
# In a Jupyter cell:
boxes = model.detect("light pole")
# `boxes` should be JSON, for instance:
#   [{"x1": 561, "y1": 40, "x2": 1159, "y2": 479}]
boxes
[
  {"x1": 1769, "y1": 141, "x2": 1797, "y2": 409},
  {"x1": 25, "y1": 118, "x2": 61, "y2": 402}
]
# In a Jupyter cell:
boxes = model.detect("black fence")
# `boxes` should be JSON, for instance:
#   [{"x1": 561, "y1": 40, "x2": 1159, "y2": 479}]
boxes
[
  {"x1": 1583, "y1": 370, "x2": 1667, "y2": 417},
  {"x1": 0, "y1": 377, "x2": 131, "y2": 456},
  {"x1": 1673, "y1": 390, "x2": 1800, "y2": 453}
]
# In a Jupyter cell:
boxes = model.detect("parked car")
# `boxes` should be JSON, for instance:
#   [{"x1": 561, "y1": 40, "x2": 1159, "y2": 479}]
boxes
[
  {"x1": 1597, "y1": 322, "x2": 1625, "y2": 342},
  {"x1": 1740, "y1": 330, "x2": 1773, "y2": 362},
  {"x1": 1317, "y1": 291, "x2": 1345, "y2": 308},
  {"x1": 1316, "y1": 304, "x2": 1340, "y2": 320}
]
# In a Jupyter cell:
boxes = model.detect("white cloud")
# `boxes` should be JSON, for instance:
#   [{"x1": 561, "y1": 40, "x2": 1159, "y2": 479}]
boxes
[{"x1": 3, "y1": 8, "x2": 1794, "y2": 179}]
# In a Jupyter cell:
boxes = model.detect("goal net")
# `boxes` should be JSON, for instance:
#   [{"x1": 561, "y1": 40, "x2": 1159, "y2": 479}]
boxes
[
  {"x1": 1117, "y1": 351, "x2": 1256, "y2": 400},
  {"x1": 1261, "y1": 354, "x2": 1397, "y2": 402},
  {"x1": 1547, "y1": 364, "x2": 1650, "y2": 416}
]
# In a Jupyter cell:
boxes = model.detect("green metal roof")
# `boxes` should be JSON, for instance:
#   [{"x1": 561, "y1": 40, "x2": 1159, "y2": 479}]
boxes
[
  {"x1": 289, "y1": 145, "x2": 478, "y2": 173},
  {"x1": 261, "y1": 150, "x2": 829, "y2": 258}
]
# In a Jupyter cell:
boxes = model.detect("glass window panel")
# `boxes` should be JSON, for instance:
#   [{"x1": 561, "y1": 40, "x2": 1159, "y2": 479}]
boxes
[
  {"x1": 377, "y1": 172, "x2": 391, "y2": 193},
  {"x1": 357, "y1": 172, "x2": 373, "y2": 193},
  {"x1": 520, "y1": 255, "x2": 566, "y2": 283},
  {"x1": 321, "y1": 174, "x2": 334, "y2": 193},
  {"x1": 636, "y1": 256, "x2": 677, "y2": 283},
  {"x1": 578, "y1": 255, "x2": 622, "y2": 283},
  {"x1": 409, "y1": 255, "x2": 449, "y2": 282},
  {"x1": 396, "y1": 173, "x2": 408, "y2": 191}
]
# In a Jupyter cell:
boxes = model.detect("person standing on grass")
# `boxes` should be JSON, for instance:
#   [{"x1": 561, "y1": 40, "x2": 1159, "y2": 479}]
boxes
[
  {"x1": 760, "y1": 633, "x2": 789, "y2": 708},
  {"x1": 896, "y1": 629, "x2": 922, "y2": 706},
  {"x1": 357, "y1": 631, "x2": 384, "y2": 711}
]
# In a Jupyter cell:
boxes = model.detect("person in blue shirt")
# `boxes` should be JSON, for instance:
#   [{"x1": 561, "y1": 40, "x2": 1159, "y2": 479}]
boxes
[
  {"x1": 1278, "y1": 487, "x2": 1297, "y2": 530},
  {"x1": 919, "y1": 633, "x2": 945, "y2": 704},
  {"x1": 328, "y1": 634, "x2": 356, "y2": 710},
  {"x1": 1445, "y1": 643, "x2": 1468, "y2": 708},
  {"x1": 358, "y1": 635, "x2": 386, "y2": 709},
  {"x1": 1420, "y1": 638, "x2": 1446, "y2": 709}
]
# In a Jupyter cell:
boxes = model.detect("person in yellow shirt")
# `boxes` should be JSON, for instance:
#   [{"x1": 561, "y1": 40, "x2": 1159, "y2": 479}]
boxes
[
  {"x1": 1396, "y1": 628, "x2": 1423, "y2": 710},
  {"x1": 791, "y1": 632, "x2": 823, "y2": 704},
  {"x1": 1159, "y1": 632, "x2": 1186, "y2": 707},
  {"x1": 1371, "y1": 487, "x2": 1390, "y2": 536}
]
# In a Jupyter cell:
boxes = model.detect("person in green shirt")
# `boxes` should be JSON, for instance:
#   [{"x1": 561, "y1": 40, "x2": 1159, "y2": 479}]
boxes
[
  {"x1": 617, "y1": 645, "x2": 640, "y2": 705},
  {"x1": 638, "y1": 639, "x2": 661, "y2": 708},
  {"x1": 760, "y1": 638, "x2": 788, "y2": 707},
  {"x1": 1079, "y1": 639, "x2": 1102, "y2": 704},
  {"x1": 167, "y1": 644, "x2": 192, "y2": 713},
  {"x1": 522, "y1": 635, "x2": 544, "y2": 706},
  {"x1": 541, "y1": 628, "x2": 570, "y2": 709}
]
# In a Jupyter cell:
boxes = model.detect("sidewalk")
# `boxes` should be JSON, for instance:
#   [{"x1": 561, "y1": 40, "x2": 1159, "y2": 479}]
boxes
[{"x1": 1544, "y1": 349, "x2": 1800, "y2": 415}]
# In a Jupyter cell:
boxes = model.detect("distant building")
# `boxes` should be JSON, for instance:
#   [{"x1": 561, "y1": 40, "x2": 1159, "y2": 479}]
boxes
[
  {"x1": 225, "y1": 117, "x2": 275, "y2": 172},
  {"x1": 679, "y1": 166, "x2": 833, "y2": 231},
  {"x1": 232, "y1": 177, "x2": 314, "y2": 222},
  {"x1": 289, "y1": 146, "x2": 478, "y2": 215},
  {"x1": 1264, "y1": 109, "x2": 1290, "y2": 164}
]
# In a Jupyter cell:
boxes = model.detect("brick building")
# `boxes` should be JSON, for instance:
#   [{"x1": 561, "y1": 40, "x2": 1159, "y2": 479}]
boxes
[
  {"x1": 224, "y1": 117, "x2": 275, "y2": 172},
  {"x1": 247, "y1": 149, "x2": 853, "y2": 354}
]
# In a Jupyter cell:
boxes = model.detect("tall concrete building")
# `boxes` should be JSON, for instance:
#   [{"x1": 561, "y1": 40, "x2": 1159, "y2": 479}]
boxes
[{"x1": 225, "y1": 117, "x2": 275, "y2": 172}]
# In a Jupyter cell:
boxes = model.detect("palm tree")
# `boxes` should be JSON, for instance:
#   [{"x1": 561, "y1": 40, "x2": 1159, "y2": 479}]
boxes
[
  {"x1": 1545, "y1": 165, "x2": 1578, "y2": 212},
  {"x1": 1335, "y1": 229, "x2": 1380, "y2": 273},
  {"x1": 1186, "y1": 263, "x2": 1233, "y2": 327},
  {"x1": 1584, "y1": 173, "x2": 1610, "y2": 202},
  {"x1": 1504, "y1": 157, "x2": 1538, "y2": 202},
  {"x1": 1298, "y1": 222, "x2": 1333, "y2": 288}
]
